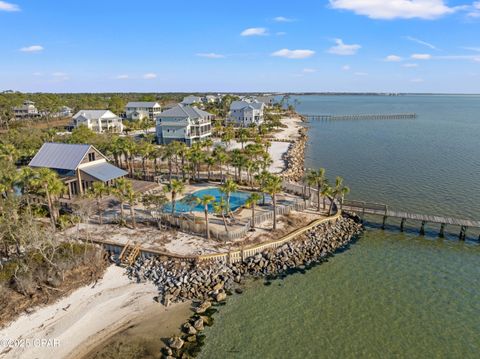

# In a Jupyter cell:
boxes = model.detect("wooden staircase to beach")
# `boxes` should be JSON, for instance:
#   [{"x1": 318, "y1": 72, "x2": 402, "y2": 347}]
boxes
[{"x1": 119, "y1": 240, "x2": 141, "y2": 266}]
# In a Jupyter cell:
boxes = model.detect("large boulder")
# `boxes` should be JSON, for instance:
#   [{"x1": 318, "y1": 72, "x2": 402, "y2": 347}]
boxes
[
  {"x1": 168, "y1": 336, "x2": 184, "y2": 350},
  {"x1": 195, "y1": 300, "x2": 212, "y2": 314}
]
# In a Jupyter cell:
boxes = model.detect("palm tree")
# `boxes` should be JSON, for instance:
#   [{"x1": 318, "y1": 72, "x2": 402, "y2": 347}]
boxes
[
  {"x1": 205, "y1": 155, "x2": 215, "y2": 181},
  {"x1": 255, "y1": 170, "x2": 270, "y2": 205},
  {"x1": 213, "y1": 197, "x2": 229, "y2": 233},
  {"x1": 30, "y1": 168, "x2": 66, "y2": 229},
  {"x1": 161, "y1": 143, "x2": 176, "y2": 183},
  {"x1": 163, "y1": 179, "x2": 185, "y2": 215},
  {"x1": 213, "y1": 148, "x2": 228, "y2": 182},
  {"x1": 329, "y1": 176, "x2": 350, "y2": 215},
  {"x1": 16, "y1": 166, "x2": 36, "y2": 211},
  {"x1": 113, "y1": 178, "x2": 129, "y2": 224},
  {"x1": 245, "y1": 192, "x2": 262, "y2": 229},
  {"x1": 306, "y1": 168, "x2": 327, "y2": 212},
  {"x1": 125, "y1": 186, "x2": 139, "y2": 228},
  {"x1": 220, "y1": 178, "x2": 238, "y2": 218},
  {"x1": 197, "y1": 194, "x2": 215, "y2": 239},
  {"x1": 263, "y1": 174, "x2": 282, "y2": 230},
  {"x1": 88, "y1": 182, "x2": 110, "y2": 225}
]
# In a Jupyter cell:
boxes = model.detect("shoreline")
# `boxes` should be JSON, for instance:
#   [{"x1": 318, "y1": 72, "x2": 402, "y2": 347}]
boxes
[
  {"x1": 128, "y1": 214, "x2": 363, "y2": 357},
  {"x1": 0, "y1": 265, "x2": 191, "y2": 359}
]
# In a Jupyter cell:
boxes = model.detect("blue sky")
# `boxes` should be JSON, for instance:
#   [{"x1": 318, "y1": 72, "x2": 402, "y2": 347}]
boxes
[{"x1": 1, "y1": 0, "x2": 480, "y2": 93}]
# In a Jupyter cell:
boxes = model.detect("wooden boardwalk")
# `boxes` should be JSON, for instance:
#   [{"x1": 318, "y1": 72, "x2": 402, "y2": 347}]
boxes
[
  {"x1": 303, "y1": 113, "x2": 417, "y2": 121},
  {"x1": 342, "y1": 200, "x2": 480, "y2": 240}
]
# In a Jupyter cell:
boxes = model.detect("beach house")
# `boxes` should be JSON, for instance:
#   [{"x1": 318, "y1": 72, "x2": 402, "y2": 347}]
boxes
[
  {"x1": 181, "y1": 95, "x2": 203, "y2": 105},
  {"x1": 125, "y1": 101, "x2": 162, "y2": 121},
  {"x1": 29, "y1": 142, "x2": 127, "y2": 198},
  {"x1": 71, "y1": 110, "x2": 123, "y2": 133},
  {"x1": 13, "y1": 100, "x2": 40, "y2": 118},
  {"x1": 228, "y1": 100, "x2": 265, "y2": 127},
  {"x1": 155, "y1": 104, "x2": 213, "y2": 146}
]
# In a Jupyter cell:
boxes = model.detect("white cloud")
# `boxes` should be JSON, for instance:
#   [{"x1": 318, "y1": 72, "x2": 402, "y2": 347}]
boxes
[
  {"x1": 271, "y1": 49, "x2": 315, "y2": 59},
  {"x1": 196, "y1": 52, "x2": 225, "y2": 58},
  {"x1": 52, "y1": 72, "x2": 69, "y2": 81},
  {"x1": 0, "y1": 1, "x2": 20, "y2": 12},
  {"x1": 354, "y1": 72, "x2": 368, "y2": 76},
  {"x1": 143, "y1": 73, "x2": 157, "y2": 79},
  {"x1": 240, "y1": 27, "x2": 268, "y2": 36},
  {"x1": 329, "y1": 0, "x2": 458, "y2": 20},
  {"x1": 385, "y1": 55, "x2": 402, "y2": 62},
  {"x1": 462, "y1": 46, "x2": 480, "y2": 52},
  {"x1": 411, "y1": 78, "x2": 424, "y2": 82},
  {"x1": 328, "y1": 39, "x2": 361, "y2": 55},
  {"x1": 20, "y1": 45, "x2": 44, "y2": 53},
  {"x1": 411, "y1": 53, "x2": 432, "y2": 59},
  {"x1": 405, "y1": 36, "x2": 437, "y2": 49},
  {"x1": 467, "y1": 1, "x2": 480, "y2": 17},
  {"x1": 342, "y1": 65, "x2": 351, "y2": 71},
  {"x1": 116, "y1": 74, "x2": 129, "y2": 79},
  {"x1": 403, "y1": 63, "x2": 419, "y2": 67},
  {"x1": 303, "y1": 68, "x2": 317, "y2": 73},
  {"x1": 273, "y1": 16, "x2": 295, "y2": 22}
]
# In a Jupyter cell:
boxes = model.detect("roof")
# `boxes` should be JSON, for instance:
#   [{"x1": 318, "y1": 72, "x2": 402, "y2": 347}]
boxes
[
  {"x1": 72, "y1": 110, "x2": 117, "y2": 120},
  {"x1": 181, "y1": 95, "x2": 202, "y2": 104},
  {"x1": 158, "y1": 104, "x2": 212, "y2": 119},
  {"x1": 230, "y1": 100, "x2": 264, "y2": 111},
  {"x1": 29, "y1": 143, "x2": 91, "y2": 171},
  {"x1": 81, "y1": 162, "x2": 127, "y2": 182},
  {"x1": 126, "y1": 102, "x2": 160, "y2": 108}
]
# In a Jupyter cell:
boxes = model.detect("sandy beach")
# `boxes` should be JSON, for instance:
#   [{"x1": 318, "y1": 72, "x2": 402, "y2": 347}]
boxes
[{"x1": 0, "y1": 265, "x2": 190, "y2": 359}]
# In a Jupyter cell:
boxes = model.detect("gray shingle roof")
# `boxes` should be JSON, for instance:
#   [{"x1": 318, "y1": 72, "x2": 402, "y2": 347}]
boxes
[
  {"x1": 72, "y1": 110, "x2": 116, "y2": 120},
  {"x1": 158, "y1": 104, "x2": 212, "y2": 119},
  {"x1": 81, "y1": 162, "x2": 127, "y2": 181},
  {"x1": 230, "y1": 100, "x2": 264, "y2": 111},
  {"x1": 29, "y1": 143, "x2": 91, "y2": 170},
  {"x1": 126, "y1": 102, "x2": 160, "y2": 108}
]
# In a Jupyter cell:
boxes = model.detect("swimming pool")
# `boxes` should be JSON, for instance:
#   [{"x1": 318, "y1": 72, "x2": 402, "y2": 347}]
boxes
[{"x1": 163, "y1": 187, "x2": 252, "y2": 213}]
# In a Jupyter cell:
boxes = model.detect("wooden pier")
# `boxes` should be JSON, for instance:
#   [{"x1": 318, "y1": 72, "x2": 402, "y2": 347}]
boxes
[
  {"x1": 303, "y1": 113, "x2": 417, "y2": 121},
  {"x1": 342, "y1": 199, "x2": 480, "y2": 240}
]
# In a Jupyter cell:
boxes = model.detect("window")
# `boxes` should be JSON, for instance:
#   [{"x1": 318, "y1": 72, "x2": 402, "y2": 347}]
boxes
[{"x1": 88, "y1": 152, "x2": 96, "y2": 161}]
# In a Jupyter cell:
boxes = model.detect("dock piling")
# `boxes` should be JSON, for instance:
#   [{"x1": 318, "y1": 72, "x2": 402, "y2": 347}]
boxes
[
  {"x1": 400, "y1": 218, "x2": 406, "y2": 232},
  {"x1": 439, "y1": 223, "x2": 446, "y2": 238},
  {"x1": 420, "y1": 221, "x2": 426, "y2": 236}
]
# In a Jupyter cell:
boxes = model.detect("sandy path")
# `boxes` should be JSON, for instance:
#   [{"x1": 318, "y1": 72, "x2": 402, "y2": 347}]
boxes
[{"x1": 0, "y1": 266, "x2": 188, "y2": 359}]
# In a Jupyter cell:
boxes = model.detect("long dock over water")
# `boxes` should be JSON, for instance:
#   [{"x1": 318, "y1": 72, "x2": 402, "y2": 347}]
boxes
[
  {"x1": 342, "y1": 200, "x2": 480, "y2": 240},
  {"x1": 303, "y1": 113, "x2": 417, "y2": 121}
]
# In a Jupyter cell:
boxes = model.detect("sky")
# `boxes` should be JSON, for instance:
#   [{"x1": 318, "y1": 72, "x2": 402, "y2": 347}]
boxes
[{"x1": 1, "y1": 0, "x2": 480, "y2": 93}]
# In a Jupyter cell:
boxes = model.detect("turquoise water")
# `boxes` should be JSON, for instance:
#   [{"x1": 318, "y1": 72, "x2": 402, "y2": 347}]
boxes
[
  {"x1": 163, "y1": 188, "x2": 251, "y2": 213},
  {"x1": 200, "y1": 95, "x2": 480, "y2": 358}
]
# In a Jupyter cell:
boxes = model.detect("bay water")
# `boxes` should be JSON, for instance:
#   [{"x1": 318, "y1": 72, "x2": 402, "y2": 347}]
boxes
[{"x1": 200, "y1": 95, "x2": 480, "y2": 359}]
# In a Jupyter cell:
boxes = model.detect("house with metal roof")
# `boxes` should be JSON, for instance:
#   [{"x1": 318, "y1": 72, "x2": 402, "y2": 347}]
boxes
[
  {"x1": 71, "y1": 110, "x2": 123, "y2": 133},
  {"x1": 228, "y1": 100, "x2": 265, "y2": 127},
  {"x1": 155, "y1": 104, "x2": 213, "y2": 146},
  {"x1": 29, "y1": 142, "x2": 127, "y2": 198},
  {"x1": 125, "y1": 101, "x2": 162, "y2": 121},
  {"x1": 181, "y1": 95, "x2": 203, "y2": 105}
]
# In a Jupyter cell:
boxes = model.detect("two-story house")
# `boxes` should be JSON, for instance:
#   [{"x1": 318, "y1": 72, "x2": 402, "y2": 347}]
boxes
[
  {"x1": 228, "y1": 100, "x2": 265, "y2": 127},
  {"x1": 29, "y1": 142, "x2": 127, "y2": 198},
  {"x1": 13, "y1": 100, "x2": 40, "y2": 118},
  {"x1": 156, "y1": 104, "x2": 213, "y2": 146},
  {"x1": 125, "y1": 101, "x2": 162, "y2": 121},
  {"x1": 71, "y1": 110, "x2": 123, "y2": 133}
]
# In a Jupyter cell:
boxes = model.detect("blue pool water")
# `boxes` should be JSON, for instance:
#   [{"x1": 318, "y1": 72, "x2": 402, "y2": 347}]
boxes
[{"x1": 164, "y1": 187, "x2": 251, "y2": 213}]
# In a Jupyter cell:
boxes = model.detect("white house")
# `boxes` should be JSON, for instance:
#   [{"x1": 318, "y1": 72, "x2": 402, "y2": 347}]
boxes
[
  {"x1": 58, "y1": 106, "x2": 73, "y2": 117},
  {"x1": 71, "y1": 110, "x2": 123, "y2": 133},
  {"x1": 125, "y1": 101, "x2": 162, "y2": 121},
  {"x1": 203, "y1": 95, "x2": 218, "y2": 103},
  {"x1": 156, "y1": 104, "x2": 213, "y2": 146},
  {"x1": 13, "y1": 100, "x2": 40, "y2": 118},
  {"x1": 181, "y1": 95, "x2": 203, "y2": 105},
  {"x1": 228, "y1": 100, "x2": 265, "y2": 127}
]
